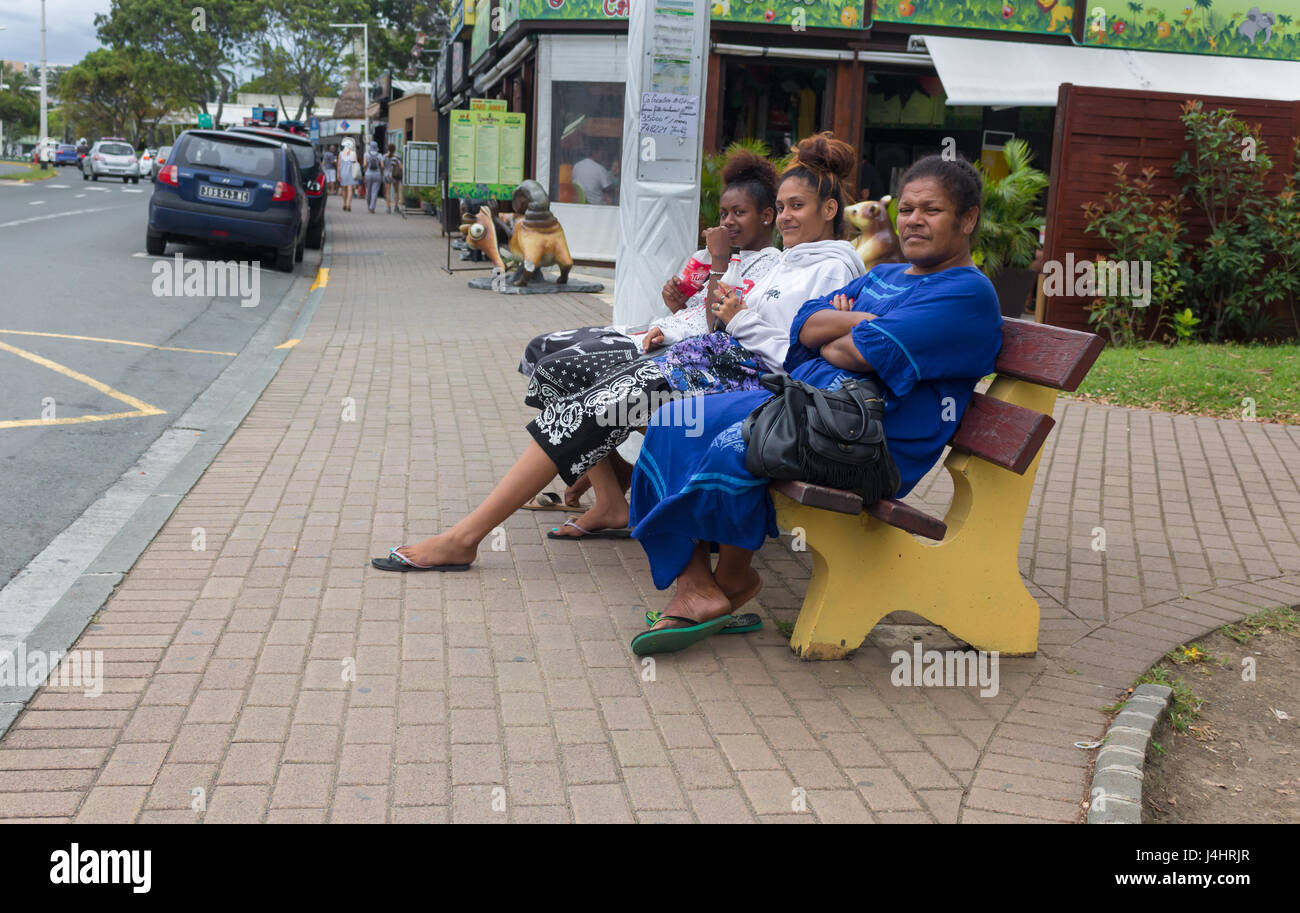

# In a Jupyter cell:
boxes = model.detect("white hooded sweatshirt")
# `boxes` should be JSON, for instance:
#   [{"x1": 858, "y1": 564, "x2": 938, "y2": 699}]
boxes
[{"x1": 723, "y1": 238, "x2": 865, "y2": 373}]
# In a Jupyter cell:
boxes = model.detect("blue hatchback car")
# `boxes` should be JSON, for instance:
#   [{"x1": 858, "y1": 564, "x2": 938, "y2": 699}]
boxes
[
  {"x1": 54, "y1": 144, "x2": 79, "y2": 166},
  {"x1": 147, "y1": 129, "x2": 308, "y2": 272}
]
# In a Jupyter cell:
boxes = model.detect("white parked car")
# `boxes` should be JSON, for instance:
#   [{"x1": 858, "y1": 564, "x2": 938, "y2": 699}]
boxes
[{"x1": 81, "y1": 138, "x2": 140, "y2": 183}]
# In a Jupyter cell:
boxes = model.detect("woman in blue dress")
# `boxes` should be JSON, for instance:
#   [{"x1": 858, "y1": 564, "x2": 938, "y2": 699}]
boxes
[{"x1": 628, "y1": 154, "x2": 1006, "y2": 655}]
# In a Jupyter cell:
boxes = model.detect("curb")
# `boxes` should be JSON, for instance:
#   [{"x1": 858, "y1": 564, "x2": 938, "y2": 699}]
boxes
[
  {"x1": 1086, "y1": 682, "x2": 1173, "y2": 824},
  {"x1": 0, "y1": 237, "x2": 332, "y2": 739}
]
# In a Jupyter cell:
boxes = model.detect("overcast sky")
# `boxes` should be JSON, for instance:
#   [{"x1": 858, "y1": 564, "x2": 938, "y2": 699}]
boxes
[{"x1": 0, "y1": 0, "x2": 113, "y2": 66}]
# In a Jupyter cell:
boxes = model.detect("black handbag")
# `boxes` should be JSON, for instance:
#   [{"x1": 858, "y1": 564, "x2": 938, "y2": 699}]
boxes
[{"x1": 741, "y1": 373, "x2": 901, "y2": 504}]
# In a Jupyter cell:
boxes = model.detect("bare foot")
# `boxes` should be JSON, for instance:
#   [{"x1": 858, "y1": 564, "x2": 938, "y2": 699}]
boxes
[
  {"x1": 651, "y1": 577, "x2": 731, "y2": 631},
  {"x1": 549, "y1": 499, "x2": 629, "y2": 538},
  {"x1": 559, "y1": 489, "x2": 586, "y2": 509},
  {"x1": 717, "y1": 568, "x2": 763, "y2": 611},
  {"x1": 394, "y1": 531, "x2": 477, "y2": 567}
]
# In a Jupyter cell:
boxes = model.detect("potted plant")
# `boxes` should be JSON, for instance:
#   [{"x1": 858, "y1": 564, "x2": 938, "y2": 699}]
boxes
[
  {"x1": 417, "y1": 186, "x2": 438, "y2": 214},
  {"x1": 974, "y1": 138, "x2": 1048, "y2": 317}
]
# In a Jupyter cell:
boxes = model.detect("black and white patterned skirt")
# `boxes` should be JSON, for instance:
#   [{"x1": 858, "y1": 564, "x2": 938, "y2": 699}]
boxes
[{"x1": 526, "y1": 357, "x2": 673, "y2": 485}]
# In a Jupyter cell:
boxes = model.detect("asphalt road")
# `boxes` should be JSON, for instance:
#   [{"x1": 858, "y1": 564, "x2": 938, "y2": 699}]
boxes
[{"x1": 0, "y1": 170, "x2": 322, "y2": 587}]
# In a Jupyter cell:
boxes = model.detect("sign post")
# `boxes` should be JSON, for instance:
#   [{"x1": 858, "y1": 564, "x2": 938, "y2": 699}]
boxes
[{"x1": 613, "y1": 0, "x2": 711, "y2": 327}]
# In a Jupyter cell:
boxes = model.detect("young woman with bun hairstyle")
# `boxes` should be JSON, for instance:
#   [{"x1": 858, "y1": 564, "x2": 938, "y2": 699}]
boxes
[{"x1": 371, "y1": 133, "x2": 865, "y2": 570}]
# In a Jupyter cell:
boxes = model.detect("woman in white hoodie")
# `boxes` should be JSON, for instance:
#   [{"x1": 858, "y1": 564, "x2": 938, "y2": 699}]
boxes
[{"x1": 373, "y1": 133, "x2": 863, "y2": 572}]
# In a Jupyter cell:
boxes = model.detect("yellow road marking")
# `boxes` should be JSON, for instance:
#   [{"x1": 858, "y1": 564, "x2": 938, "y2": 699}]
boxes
[
  {"x1": 0, "y1": 329, "x2": 236, "y2": 357},
  {"x1": 275, "y1": 338, "x2": 300, "y2": 349},
  {"x1": 311, "y1": 267, "x2": 329, "y2": 291},
  {"x1": 0, "y1": 339, "x2": 166, "y2": 429}
]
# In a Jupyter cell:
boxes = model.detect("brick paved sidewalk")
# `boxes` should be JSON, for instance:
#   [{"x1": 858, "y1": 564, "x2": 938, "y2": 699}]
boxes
[{"x1": 3, "y1": 199, "x2": 1299, "y2": 823}]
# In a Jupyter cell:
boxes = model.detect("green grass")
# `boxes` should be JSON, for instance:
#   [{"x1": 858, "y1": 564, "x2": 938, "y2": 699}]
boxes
[
  {"x1": 1070, "y1": 342, "x2": 1300, "y2": 424},
  {"x1": 0, "y1": 164, "x2": 60, "y2": 182},
  {"x1": 1136, "y1": 666, "x2": 1204, "y2": 734},
  {"x1": 1220, "y1": 605, "x2": 1300, "y2": 645}
]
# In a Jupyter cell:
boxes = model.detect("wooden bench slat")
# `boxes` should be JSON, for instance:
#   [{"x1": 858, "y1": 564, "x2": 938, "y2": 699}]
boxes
[
  {"x1": 995, "y1": 318, "x2": 1106, "y2": 392},
  {"x1": 865, "y1": 498, "x2": 948, "y2": 541},
  {"x1": 949, "y1": 392, "x2": 1056, "y2": 475},
  {"x1": 771, "y1": 480, "x2": 861, "y2": 515},
  {"x1": 770, "y1": 482, "x2": 948, "y2": 541}
]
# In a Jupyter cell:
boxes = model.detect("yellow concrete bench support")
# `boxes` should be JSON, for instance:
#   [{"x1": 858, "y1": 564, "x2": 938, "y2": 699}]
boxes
[{"x1": 774, "y1": 375, "x2": 1059, "y2": 660}]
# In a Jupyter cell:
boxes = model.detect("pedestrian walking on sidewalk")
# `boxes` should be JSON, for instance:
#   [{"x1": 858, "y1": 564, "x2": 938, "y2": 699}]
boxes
[
  {"x1": 383, "y1": 143, "x2": 405, "y2": 217},
  {"x1": 364, "y1": 141, "x2": 384, "y2": 214},
  {"x1": 339, "y1": 138, "x2": 357, "y2": 211},
  {"x1": 322, "y1": 144, "x2": 338, "y2": 195}
]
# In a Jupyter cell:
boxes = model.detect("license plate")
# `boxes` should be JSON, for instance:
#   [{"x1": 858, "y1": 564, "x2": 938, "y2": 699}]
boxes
[{"x1": 200, "y1": 185, "x2": 249, "y2": 203}]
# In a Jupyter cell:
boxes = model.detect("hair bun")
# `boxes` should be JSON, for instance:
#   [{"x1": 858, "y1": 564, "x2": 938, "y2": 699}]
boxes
[
  {"x1": 791, "y1": 132, "x2": 855, "y2": 182},
  {"x1": 721, "y1": 149, "x2": 778, "y2": 194}
]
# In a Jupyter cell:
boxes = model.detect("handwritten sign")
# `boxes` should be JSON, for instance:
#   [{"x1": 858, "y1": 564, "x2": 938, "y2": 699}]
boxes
[{"x1": 639, "y1": 91, "x2": 699, "y2": 139}]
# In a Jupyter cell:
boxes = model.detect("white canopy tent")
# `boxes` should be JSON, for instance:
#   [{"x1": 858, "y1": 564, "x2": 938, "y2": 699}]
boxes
[{"x1": 924, "y1": 36, "x2": 1300, "y2": 107}]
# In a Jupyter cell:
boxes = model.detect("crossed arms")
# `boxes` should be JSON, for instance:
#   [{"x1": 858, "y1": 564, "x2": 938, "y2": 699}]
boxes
[{"x1": 797, "y1": 294, "x2": 876, "y2": 372}]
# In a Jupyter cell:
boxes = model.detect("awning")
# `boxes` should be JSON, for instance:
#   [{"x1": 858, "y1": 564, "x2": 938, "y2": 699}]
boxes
[{"x1": 925, "y1": 36, "x2": 1300, "y2": 107}]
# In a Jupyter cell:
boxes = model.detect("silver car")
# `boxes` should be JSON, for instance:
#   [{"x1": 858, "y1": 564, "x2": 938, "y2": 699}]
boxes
[{"x1": 82, "y1": 139, "x2": 140, "y2": 183}]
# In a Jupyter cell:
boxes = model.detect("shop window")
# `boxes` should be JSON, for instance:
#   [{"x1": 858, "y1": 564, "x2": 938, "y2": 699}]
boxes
[
  {"x1": 550, "y1": 81, "x2": 624, "y2": 206},
  {"x1": 720, "y1": 61, "x2": 829, "y2": 156}
]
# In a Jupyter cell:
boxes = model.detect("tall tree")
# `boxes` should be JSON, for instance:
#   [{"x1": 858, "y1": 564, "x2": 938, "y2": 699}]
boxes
[
  {"x1": 368, "y1": 0, "x2": 452, "y2": 78},
  {"x1": 59, "y1": 48, "x2": 187, "y2": 146},
  {"x1": 254, "y1": 0, "x2": 369, "y2": 122},
  {"x1": 96, "y1": 0, "x2": 264, "y2": 125}
]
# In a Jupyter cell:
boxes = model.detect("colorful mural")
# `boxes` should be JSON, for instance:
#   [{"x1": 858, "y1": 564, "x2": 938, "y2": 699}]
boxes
[
  {"x1": 1077, "y1": 1, "x2": 1300, "y2": 60},
  {"x1": 508, "y1": 0, "x2": 864, "y2": 28},
  {"x1": 871, "y1": 0, "x2": 1074, "y2": 34}
]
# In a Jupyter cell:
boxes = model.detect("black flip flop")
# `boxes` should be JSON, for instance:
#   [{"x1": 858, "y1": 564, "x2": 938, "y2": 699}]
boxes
[
  {"x1": 546, "y1": 519, "x2": 631, "y2": 540},
  {"x1": 371, "y1": 547, "x2": 472, "y2": 572}
]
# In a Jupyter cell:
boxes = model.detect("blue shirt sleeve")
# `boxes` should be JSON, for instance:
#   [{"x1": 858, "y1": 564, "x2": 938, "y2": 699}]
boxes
[
  {"x1": 850, "y1": 268, "x2": 1002, "y2": 399},
  {"x1": 784, "y1": 273, "x2": 872, "y2": 373}
]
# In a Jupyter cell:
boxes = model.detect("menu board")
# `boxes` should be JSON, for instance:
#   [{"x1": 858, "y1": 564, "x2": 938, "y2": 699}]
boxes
[
  {"x1": 475, "y1": 111, "x2": 502, "y2": 184},
  {"x1": 499, "y1": 112, "x2": 527, "y2": 185},
  {"x1": 447, "y1": 107, "x2": 528, "y2": 199},
  {"x1": 449, "y1": 110, "x2": 478, "y2": 183}
]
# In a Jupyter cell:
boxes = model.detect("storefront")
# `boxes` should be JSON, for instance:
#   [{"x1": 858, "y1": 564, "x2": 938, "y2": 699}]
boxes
[{"x1": 440, "y1": 0, "x2": 1300, "y2": 263}]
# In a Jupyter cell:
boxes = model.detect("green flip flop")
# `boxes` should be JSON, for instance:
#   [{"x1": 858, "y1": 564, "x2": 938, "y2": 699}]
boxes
[
  {"x1": 631, "y1": 614, "x2": 734, "y2": 656},
  {"x1": 645, "y1": 609, "x2": 762, "y2": 634}
]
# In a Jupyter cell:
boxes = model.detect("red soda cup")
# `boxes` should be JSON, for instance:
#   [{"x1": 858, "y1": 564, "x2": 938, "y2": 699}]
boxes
[{"x1": 675, "y1": 257, "x2": 711, "y2": 298}]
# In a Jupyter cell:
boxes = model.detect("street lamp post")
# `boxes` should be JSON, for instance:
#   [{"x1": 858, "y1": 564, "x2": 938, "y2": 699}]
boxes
[
  {"x1": 0, "y1": 27, "x2": 7, "y2": 160},
  {"x1": 329, "y1": 22, "x2": 368, "y2": 145},
  {"x1": 40, "y1": 1, "x2": 49, "y2": 169}
]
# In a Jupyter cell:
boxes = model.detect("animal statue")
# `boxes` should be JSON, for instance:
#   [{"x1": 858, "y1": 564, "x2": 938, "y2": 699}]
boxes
[
  {"x1": 463, "y1": 206, "x2": 514, "y2": 272},
  {"x1": 1238, "y1": 7, "x2": 1275, "y2": 44},
  {"x1": 505, "y1": 180, "x2": 574, "y2": 286},
  {"x1": 458, "y1": 197, "x2": 507, "y2": 263},
  {"x1": 844, "y1": 196, "x2": 903, "y2": 272}
]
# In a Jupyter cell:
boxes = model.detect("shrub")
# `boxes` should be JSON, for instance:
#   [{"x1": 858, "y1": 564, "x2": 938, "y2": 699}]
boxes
[
  {"x1": 1174, "y1": 101, "x2": 1273, "y2": 341},
  {"x1": 1081, "y1": 164, "x2": 1190, "y2": 346}
]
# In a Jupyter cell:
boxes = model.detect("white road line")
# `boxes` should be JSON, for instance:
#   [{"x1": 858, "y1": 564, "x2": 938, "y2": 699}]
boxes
[
  {"x1": 121, "y1": 188, "x2": 143, "y2": 193},
  {"x1": 49, "y1": 184, "x2": 69, "y2": 188},
  {"x1": 0, "y1": 205, "x2": 123, "y2": 229},
  {"x1": 75, "y1": 193, "x2": 86, "y2": 198},
  {"x1": 28, "y1": 200, "x2": 45, "y2": 206}
]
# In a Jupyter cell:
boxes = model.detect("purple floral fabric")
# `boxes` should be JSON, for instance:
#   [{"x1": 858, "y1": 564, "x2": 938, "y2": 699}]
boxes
[{"x1": 650, "y1": 331, "x2": 770, "y2": 396}]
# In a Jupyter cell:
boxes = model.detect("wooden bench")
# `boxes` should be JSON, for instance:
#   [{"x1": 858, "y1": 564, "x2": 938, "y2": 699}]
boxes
[{"x1": 770, "y1": 318, "x2": 1105, "y2": 660}]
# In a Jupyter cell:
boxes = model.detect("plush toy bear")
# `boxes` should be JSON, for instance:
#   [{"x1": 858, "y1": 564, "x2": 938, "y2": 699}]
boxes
[{"x1": 844, "y1": 196, "x2": 903, "y2": 272}]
